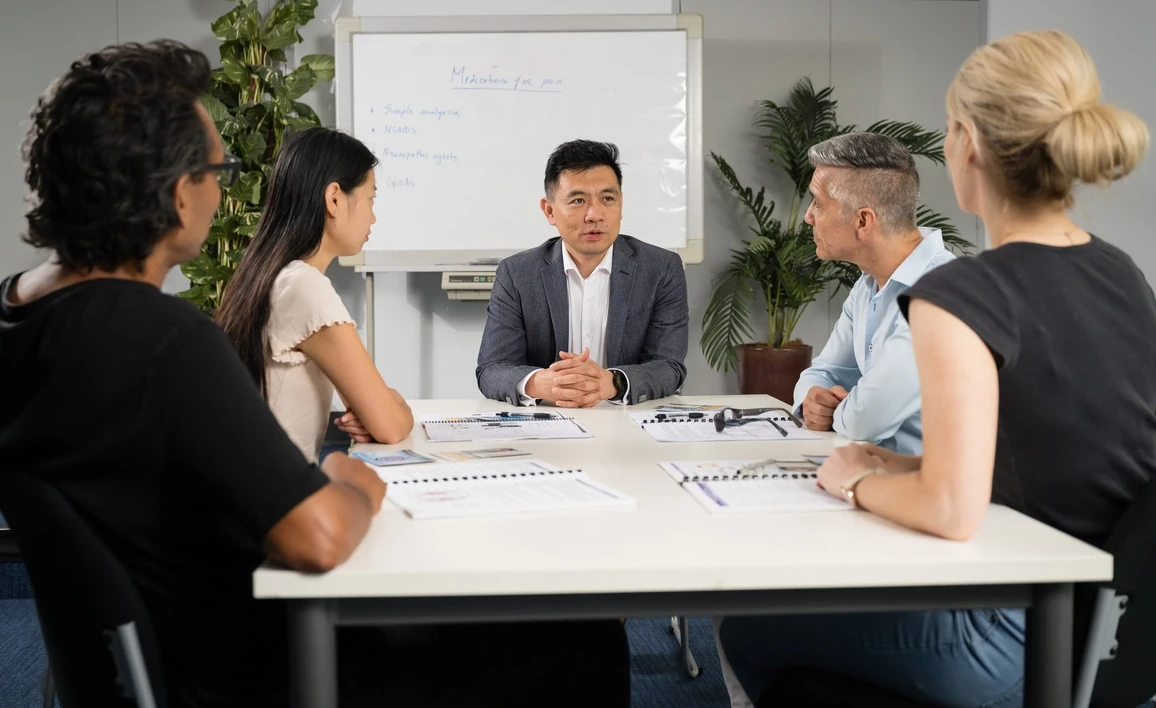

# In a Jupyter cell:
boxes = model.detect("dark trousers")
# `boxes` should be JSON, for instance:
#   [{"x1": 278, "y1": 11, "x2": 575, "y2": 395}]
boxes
[{"x1": 338, "y1": 619, "x2": 629, "y2": 708}]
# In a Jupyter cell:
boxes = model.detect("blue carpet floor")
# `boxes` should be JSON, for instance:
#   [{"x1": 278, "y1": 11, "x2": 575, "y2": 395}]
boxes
[{"x1": 0, "y1": 598, "x2": 49, "y2": 708}]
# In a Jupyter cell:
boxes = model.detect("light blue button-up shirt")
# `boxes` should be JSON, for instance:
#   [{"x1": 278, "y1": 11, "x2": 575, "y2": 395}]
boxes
[{"x1": 792, "y1": 228, "x2": 955, "y2": 455}]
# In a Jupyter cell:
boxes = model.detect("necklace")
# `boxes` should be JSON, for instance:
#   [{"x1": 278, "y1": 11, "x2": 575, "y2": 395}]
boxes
[{"x1": 1000, "y1": 229, "x2": 1084, "y2": 246}]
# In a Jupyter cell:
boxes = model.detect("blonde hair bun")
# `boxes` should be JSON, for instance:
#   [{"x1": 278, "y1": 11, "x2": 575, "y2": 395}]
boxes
[{"x1": 1046, "y1": 101, "x2": 1149, "y2": 188}]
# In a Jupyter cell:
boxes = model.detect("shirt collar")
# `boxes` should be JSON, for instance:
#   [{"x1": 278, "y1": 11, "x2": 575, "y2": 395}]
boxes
[
  {"x1": 885, "y1": 227, "x2": 946, "y2": 289},
  {"x1": 562, "y1": 242, "x2": 614, "y2": 278}
]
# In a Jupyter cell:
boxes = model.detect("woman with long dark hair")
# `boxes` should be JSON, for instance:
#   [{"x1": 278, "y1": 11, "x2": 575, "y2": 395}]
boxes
[{"x1": 217, "y1": 127, "x2": 412, "y2": 461}]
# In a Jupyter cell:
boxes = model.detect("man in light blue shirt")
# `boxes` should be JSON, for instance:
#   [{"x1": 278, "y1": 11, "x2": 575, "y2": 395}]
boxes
[{"x1": 793, "y1": 132, "x2": 955, "y2": 455}]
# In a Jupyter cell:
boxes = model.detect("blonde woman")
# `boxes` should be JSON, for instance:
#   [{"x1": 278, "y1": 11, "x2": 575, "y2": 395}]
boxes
[
  {"x1": 721, "y1": 30, "x2": 1152, "y2": 707},
  {"x1": 217, "y1": 128, "x2": 414, "y2": 461}
]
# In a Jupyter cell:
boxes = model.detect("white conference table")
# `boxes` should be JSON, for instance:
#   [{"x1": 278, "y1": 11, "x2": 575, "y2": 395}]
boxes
[{"x1": 254, "y1": 394, "x2": 1112, "y2": 708}]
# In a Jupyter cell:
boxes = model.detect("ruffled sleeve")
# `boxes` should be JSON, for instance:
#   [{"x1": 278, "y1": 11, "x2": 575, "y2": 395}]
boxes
[{"x1": 267, "y1": 261, "x2": 355, "y2": 365}]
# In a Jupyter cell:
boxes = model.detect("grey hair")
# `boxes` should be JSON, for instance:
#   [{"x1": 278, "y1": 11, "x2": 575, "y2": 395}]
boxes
[{"x1": 807, "y1": 132, "x2": 920, "y2": 233}]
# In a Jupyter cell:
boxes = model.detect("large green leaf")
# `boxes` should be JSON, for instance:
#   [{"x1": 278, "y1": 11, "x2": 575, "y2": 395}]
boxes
[
  {"x1": 263, "y1": 0, "x2": 299, "y2": 32},
  {"x1": 292, "y1": 101, "x2": 320, "y2": 124},
  {"x1": 264, "y1": 0, "x2": 318, "y2": 30},
  {"x1": 218, "y1": 39, "x2": 244, "y2": 64},
  {"x1": 230, "y1": 170, "x2": 264, "y2": 205},
  {"x1": 299, "y1": 54, "x2": 335, "y2": 83},
  {"x1": 282, "y1": 65, "x2": 317, "y2": 100},
  {"x1": 210, "y1": 5, "x2": 245, "y2": 41},
  {"x1": 219, "y1": 56, "x2": 249, "y2": 87},
  {"x1": 237, "y1": 131, "x2": 268, "y2": 165},
  {"x1": 262, "y1": 19, "x2": 301, "y2": 51},
  {"x1": 294, "y1": 0, "x2": 320, "y2": 25},
  {"x1": 219, "y1": 114, "x2": 250, "y2": 138}
]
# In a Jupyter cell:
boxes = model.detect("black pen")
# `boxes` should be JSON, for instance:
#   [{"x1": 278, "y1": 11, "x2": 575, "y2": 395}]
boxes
[
  {"x1": 654, "y1": 412, "x2": 704, "y2": 420},
  {"x1": 496, "y1": 411, "x2": 555, "y2": 419}
]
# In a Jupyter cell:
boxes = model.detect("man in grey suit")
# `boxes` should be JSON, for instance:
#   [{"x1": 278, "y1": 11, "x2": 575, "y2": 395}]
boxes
[{"x1": 476, "y1": 139, "x2": 689, "y2": 407}]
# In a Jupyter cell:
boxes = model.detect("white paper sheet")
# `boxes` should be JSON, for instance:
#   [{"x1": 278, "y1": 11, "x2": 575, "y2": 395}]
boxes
[{"x1": 376, "y1": 459, "x2": 633, "y2": 519}]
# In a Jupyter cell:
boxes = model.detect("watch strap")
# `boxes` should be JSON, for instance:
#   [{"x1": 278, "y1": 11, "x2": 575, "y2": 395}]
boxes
[{"x1": 840, "y1": 467, "x2": 884, "y2": 506}]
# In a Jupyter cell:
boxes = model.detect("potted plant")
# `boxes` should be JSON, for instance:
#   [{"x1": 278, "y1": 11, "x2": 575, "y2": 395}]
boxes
[
  {"x1": 178, "y1": 0, "x2": 334, "y2": 315},
  {"x1": 702, "y1": 77, "x2": 971, "y2": 403}
]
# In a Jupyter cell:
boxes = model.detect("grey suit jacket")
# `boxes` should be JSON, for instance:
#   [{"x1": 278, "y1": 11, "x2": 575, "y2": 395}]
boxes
[{"x1": 476, "y1": 235, "x2": 689, "y2": 405}]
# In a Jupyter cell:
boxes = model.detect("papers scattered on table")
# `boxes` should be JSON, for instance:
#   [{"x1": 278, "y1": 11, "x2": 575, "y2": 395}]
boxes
[
  {"x1": 364, "y1": 458, "x2": 633, "y2": 520},
  {"x1": 630, "y1": 412, "x2": 819, "y2": 442},
  {"x1": 661, "y1": 459, "x2": 851, "y2": 514},
  {"x1": 420, "y1": 413, "x2": 592, "y2": 442}
]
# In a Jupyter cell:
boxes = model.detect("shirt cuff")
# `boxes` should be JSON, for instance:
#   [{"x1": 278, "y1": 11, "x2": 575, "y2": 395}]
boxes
[
  {"x1": 607, "y1": 368, "x2": 630, "y2": 405},
  {"x1": 516, "y1": 370, "x2": 542, "y2": 406}
]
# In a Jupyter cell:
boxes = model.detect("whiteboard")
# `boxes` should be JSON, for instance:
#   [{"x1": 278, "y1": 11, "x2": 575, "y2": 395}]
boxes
[{"x1": 336, "y1": 17, "x2": 703, "y2": 269}]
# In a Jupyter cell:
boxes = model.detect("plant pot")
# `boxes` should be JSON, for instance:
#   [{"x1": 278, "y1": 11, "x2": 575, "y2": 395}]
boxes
[{"x1": 739, "y1": 343, "x2": 813, "y2": 404}]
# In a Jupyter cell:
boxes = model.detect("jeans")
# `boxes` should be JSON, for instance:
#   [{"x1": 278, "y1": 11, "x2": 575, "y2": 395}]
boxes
[
  {"x1": 719, "y1": 608, "x2": 1026, "y2": 708},
  {"x1": 319, "y1": 443, "x2": 347, "y2": 465}
]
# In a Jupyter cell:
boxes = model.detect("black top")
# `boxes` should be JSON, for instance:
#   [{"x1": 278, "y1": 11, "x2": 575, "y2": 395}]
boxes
[
  {"x1": 899, "y1": 236, "x2": 1156, "y2": 548},
  {"x1": 0, "y1": 275, "x2": 329, "y2": 708}
]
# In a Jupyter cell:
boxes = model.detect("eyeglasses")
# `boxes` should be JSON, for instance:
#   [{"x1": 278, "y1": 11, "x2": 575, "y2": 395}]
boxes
[
  {"x1": 199, "y1": 154, "x2": 242, "y2": 188},
  {"x1": 712, "y1": 407, "x2": 804, "y2": 435}
]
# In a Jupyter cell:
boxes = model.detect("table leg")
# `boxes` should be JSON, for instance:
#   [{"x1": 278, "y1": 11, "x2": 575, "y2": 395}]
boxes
[
  {"x1": 1025, "y1": 583, "x2": 1073, "y2": 708},
  {"x1": 288, "y1": 599, "x2": 338, "y2": 708}
]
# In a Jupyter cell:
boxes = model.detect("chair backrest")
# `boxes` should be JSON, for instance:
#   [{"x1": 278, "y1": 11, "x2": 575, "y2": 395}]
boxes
[
  {"x1": 1075, "y1": 474, "x2": 1156, "y2": 708},
  {"x1": 0, "y1": 513, "x2": 22, "y2": 563},
  {"x1": 0, "y1": 471, "x2": 166, "y2": 708}
]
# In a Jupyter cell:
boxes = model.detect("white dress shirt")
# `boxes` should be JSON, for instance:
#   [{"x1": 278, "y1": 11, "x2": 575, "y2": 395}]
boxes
[
  {"x1": 792, "y1": 228, "x2": 954, "y2": 454},
  {"x1": 517, "y1": 244, "x2": 628, "y2": 405}
]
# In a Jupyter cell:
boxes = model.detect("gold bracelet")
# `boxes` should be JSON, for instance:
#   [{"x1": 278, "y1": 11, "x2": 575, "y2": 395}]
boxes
[{"x1": 839, "y1": 467, "x2": 884, "y2": 508}]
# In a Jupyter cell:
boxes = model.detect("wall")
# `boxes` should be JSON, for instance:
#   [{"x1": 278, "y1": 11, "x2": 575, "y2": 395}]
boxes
[
  {"x1": 985, "y1": 0, "x2": 1156, "y2": 281},
  {"x1": 0, "y1": 0, "x2": 983, "y2": 402}
]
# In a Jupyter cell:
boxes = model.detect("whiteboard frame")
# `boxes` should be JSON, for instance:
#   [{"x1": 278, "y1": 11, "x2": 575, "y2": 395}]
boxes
[{"x1": 334, "y1": 14, "x2": 704, "y2": 272}]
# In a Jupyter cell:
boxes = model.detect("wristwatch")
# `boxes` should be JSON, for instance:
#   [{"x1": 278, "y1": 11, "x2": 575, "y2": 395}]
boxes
[
  {"x1": 610, "y1": 369, "x2": 628, "y2": 402},
  {"x1": 839, "y1": 468, "x2": 883, "y2": 507}
]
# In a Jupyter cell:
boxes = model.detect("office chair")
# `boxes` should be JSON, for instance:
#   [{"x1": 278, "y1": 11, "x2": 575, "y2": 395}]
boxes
[
  {"x1": 0, "y1": 512, "x2": 21, "y2": 563},
  {"x1": 1072, "y1": 472, "x2": 1156, "y2": 708},
  {"x1": 756, "y1": 477, "x2": 1156, "y2": 708},
  {"x1": 669, "y1": 615, "x2": 701, "y2": 678},
  {"x1": 0, "y1": 471, "x2": 166, "y2": 708}
]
